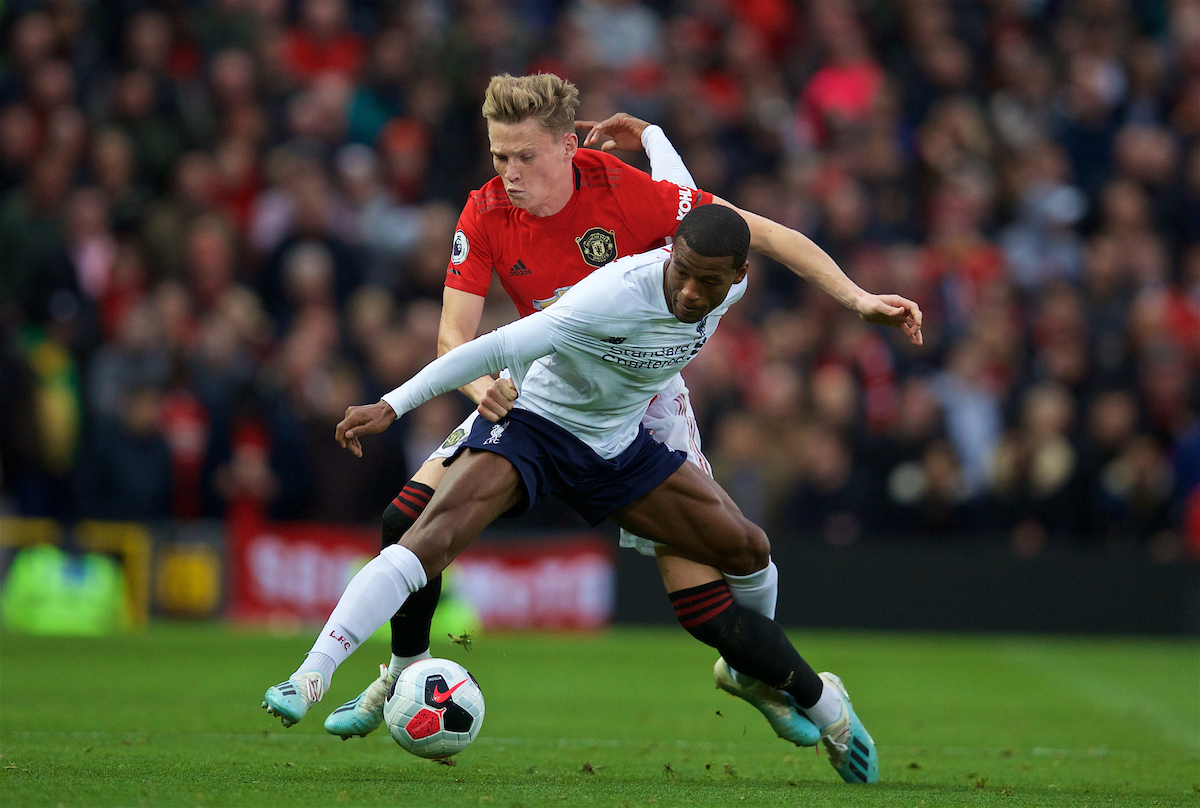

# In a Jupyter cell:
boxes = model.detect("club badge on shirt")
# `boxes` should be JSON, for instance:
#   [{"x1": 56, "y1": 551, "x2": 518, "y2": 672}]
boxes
[
  {"x1": 441, "y1": 427, "x2": 467, "y2": 449},
  {"x1": 483, "y1": 422, "x2": 508, "y2": 445},
  {"x1": 575, "y1": 228, "x2": 617, "y2": 267}
]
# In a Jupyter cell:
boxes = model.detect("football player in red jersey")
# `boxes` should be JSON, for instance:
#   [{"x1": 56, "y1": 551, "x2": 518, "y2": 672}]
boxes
[{"x1": 321, "y1": 73, "x2": 921, "y2": 741}]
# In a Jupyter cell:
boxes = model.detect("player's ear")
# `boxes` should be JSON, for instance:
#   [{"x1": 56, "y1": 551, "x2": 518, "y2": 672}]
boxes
[
  {"x1": 562, "y1": 131, "x2": 578, "y2": 158},
  {"x1": 734, "y1": 261, "x2": 749, "y2": 284}
]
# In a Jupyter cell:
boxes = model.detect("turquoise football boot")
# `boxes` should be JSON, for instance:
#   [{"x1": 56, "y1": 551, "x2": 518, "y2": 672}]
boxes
[
  {"x1": 262, "y1": 671, "x2": 325, "y2": 728},
  {"x1": 713, "y1": 658, "x2": 821, "y2": 746},
  {"x1": 817, "y1": 671, "x2": 879, "y2": 784},
  {"x1": 324, "y1": 663, "x2": 394, "y2": 739}
]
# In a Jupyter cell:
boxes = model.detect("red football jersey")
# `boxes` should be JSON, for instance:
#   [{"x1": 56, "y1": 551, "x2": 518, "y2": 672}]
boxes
[{"x1": 445, "y1": 148, "x2": 712, "y2": 317}]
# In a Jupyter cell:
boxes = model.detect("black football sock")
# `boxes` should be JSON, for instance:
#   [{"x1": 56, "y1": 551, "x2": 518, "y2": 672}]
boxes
[
  {"x1": 670, "y1": 580, "x2": 824, "y2": 708},
  {"x1": 382, "y1": 482, "x2": 442, "y2": 657}
]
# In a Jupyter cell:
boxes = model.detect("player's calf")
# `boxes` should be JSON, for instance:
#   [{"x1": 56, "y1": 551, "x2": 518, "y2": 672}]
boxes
[
  {"x1": 382, "y1": 482, "x2": 435, "y2": 548},
  {"x1": 670, "y1": 580, "x2": 822, "y2": 746},
  {"x1": 382, "y1": 481, "x2": 443, "y2": 659},
  {"x1": 319, "y1": 488, "x2": 446, "y2": 739}
]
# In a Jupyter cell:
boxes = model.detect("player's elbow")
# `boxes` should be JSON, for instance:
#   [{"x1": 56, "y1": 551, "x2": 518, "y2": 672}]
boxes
[{"x1": 437, "y1": 332, "x2": 468, "y2": 357}]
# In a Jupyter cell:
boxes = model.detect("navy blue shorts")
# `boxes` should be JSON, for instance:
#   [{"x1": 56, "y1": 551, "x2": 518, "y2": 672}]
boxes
[{"x1": 453, "y1": 408, "x2": 687, "y2": 526}]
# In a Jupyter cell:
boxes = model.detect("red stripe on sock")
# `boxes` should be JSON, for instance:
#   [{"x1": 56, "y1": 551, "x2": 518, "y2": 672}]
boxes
[
  {"x1": 393, "y1": 500, "x2": 421, "y2": 520},
  {"x1": 673, "y1": 592, "x2": 733, "y2": 619},
  {"x1": 671, "y1": 583, "x2": 730, "y2": 608},
  {"x1": 402, "y1": 485, "x2": 432, "y2": 503},
  {"x1": 395, "y1": 492, "x2": 430, "y2": 513},
  {"x1": 678, "y1": 598, "x2": 733, "y2": 628}
]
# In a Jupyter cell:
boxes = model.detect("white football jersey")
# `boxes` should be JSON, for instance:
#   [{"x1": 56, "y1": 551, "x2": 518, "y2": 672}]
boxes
[{"x1": 383, "y1": 247, "x2": 747, "y2": 458}]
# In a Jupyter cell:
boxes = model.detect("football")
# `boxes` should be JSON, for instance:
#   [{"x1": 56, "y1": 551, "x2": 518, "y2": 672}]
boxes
[{"x1": 383, "y1": 658, "x2": 485, "y2": 759}]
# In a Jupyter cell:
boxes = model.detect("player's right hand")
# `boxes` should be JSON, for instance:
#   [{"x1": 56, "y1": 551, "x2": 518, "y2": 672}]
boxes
[
  {"x1": 478, "y1": 378, "x2": 517, "y2": 423},
  {"x1": 576, "y1": 113, "x2": 650, "y2": 153},
  {"x1": 335, "y1": 401, "x2": 397, "y2": 457},
  {"x1": 856, "y1": 293, "x2": 924, "y2": 346}
]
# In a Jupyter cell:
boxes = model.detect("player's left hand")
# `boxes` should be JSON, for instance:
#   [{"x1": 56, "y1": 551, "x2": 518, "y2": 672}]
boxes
[
  {"x1": 856, "y1": 294, "x2": 924, "y2": 346},
  {"x1": 335, "y1": 401, "x2": 398, "y2": 457},
  {"x1": 576, "y1": 113, "x2": 650, "y2": 153},
  {"x1": 478, "y1": 378, "x2": 517, "y2": 423}
]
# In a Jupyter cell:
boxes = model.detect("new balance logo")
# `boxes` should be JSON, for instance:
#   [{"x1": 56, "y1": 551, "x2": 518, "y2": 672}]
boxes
[
  {"x1": 509, "y1": 260, "x2": 530, "y2": 276},
  {"x1": 600, "y1": 336, "x2": 626, "y2": 344},
  {"x1": 483, "y1": 422, "x2": 508, "y2": 445}
]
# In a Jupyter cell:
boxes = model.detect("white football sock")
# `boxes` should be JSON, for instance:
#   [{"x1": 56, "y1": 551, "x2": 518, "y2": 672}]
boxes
[
  {"x1": 723, "y1": 561, "x2": 779, "y2": 686},
  {"x1": 723, "y1": 560, "x2": 778, "y2": 619},
  {"x1": 803, "y1": 681, "x2": 844, "y2": 730},
  {"x1": 299, "y1": 652, "x2": 336, "y2": 686},
  {"x1": 389, "y1": 650, "x2": 432, "y2": 680},
  {"x1": 302, "y1": 545, "x2": 428, "y2": 682}
]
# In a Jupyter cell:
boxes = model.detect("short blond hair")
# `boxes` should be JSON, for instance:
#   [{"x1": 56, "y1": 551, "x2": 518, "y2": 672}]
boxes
[{"x1": 482, "y1": 74, "x2": 579, "y2": 136}]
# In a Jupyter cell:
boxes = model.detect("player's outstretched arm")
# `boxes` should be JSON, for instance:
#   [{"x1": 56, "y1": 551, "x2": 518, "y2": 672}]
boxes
[
  {"x1": 335, "y1": 315, "x2": 557, "y2": 459},
  {"x1": 713, "y1": 199, "x2": 924, "y2": 346},
  {"x1": 336, "y1": 304, "x2": 535, "y2": 456}
]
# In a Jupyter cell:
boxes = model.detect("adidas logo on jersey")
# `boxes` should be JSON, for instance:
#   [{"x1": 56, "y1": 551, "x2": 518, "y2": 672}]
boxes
[
  {"x1": 600, "y1": 336, "x2": 626, "y2": 344},
  {"x1": 509, "y1": 260, "x2": 530, "y2": 276}
]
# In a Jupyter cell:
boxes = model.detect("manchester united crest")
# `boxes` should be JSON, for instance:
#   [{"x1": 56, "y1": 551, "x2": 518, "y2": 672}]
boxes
[
  {"x1": 440, "y1": 428, "x2": 467, "y2": 450},
  {"x1": 575, "y1": 228, "x2": 617, "y2": 267}
]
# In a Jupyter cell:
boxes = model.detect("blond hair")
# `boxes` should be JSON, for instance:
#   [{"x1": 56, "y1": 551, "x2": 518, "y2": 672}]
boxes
[{"x1": 482, "y1": 74, "x2": 579, "y2": 136}]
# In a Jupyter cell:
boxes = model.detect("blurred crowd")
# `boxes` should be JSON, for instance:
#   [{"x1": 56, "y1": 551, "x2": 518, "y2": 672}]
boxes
[{"x1": 0, "y1": 0, "x2": 1197, "y2": 558}]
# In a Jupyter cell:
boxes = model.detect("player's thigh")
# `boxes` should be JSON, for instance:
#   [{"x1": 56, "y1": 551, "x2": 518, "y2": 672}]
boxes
[
  {"x1": 610, "y1": 463, "x2": 768, "y2": 574},
  {"x1": 655, "y1": 546, "x2": 723, "y2": 595},
  {"x1": 404, "y1": 450, "x2": 523, "y2": 576}
]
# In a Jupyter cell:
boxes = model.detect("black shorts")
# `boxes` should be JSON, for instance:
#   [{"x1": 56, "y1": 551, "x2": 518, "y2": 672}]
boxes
[{"x1": 454, "y1": 408, "x2": 687, "y2": 526}]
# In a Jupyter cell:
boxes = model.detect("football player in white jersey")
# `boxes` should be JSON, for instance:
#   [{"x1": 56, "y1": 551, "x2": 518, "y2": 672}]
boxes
[
  {"x1": 263, "y1": 205, "x2": 892, "y2": 784},
  {"x1": 329, "y1": 75, "x2": 920, "y2": 754}
]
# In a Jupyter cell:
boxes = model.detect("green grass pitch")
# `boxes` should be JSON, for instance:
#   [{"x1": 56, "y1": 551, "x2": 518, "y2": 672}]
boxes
[{"x1": 1, "y1": 624, "x2": 1196, "y2": 807}]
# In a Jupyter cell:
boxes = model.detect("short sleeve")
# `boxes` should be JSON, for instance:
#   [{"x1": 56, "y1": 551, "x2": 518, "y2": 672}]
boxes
[
  {"x1": 616, "y1": 165, "x2": 714, "y2": 247},
  {"x1": 444, "y1": 197, "x2": 495, "y2": 297}
]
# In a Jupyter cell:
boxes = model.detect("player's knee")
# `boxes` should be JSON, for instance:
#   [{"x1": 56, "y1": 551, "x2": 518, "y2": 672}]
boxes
[
  {"x1": 403, "y1": 528, "x2": 456, "y2": 579},
  {"x1": 721, "y1": 521, "x2": 770, "y2": 576}
]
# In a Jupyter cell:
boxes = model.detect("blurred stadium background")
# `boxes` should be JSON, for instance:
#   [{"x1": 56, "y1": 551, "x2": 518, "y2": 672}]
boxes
[{"x1": 1, "y1": 0, "x2": 1199, "y2": 639}]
